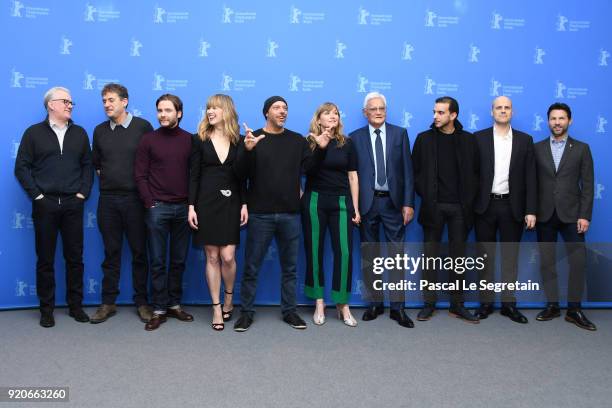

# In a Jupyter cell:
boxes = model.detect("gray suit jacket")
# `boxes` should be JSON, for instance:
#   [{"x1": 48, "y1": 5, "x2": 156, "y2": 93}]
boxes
[{"x1": 534, "y1": 136, "x2": 594, "y2": 223}]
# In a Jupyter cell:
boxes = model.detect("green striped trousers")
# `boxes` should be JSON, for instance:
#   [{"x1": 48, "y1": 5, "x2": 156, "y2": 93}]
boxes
[{"x1": 301, "y1": 190, "x2": 353, "y2": 304}]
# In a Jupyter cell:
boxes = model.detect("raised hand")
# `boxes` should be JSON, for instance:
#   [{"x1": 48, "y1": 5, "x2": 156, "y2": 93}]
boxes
[{"x1": 243, "y1": 122, "x2": 266, "y2": 151}]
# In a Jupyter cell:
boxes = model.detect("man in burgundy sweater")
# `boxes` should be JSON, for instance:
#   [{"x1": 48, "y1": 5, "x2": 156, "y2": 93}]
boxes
[{"x1": 135, "y1": 94, "x2": 193, "y2": 331}]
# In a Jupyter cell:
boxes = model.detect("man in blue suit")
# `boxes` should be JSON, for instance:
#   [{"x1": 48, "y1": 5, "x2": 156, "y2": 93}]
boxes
[{"x1": 349, "y1": 92, "x2": 415, "y2": 328}]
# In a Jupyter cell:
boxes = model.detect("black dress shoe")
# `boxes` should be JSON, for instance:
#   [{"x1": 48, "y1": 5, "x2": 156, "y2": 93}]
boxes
[
  {"x1": 536, "y1": 304, "x2": 561, "y2": 321},
  {"x1": 362, "y1": 305, "x2": 384, "y2": 321},
  {"x1": 565, "y1": 310, "x2": 597, "y2": 331},
  {"x1": 40, "y1": 312, "x2": 55, "y2": 328},
  {"x1": 417, "y1": 303, "x2": 435, "y2": 321},
  {"x1": 475, "y1": 303, "x2": 494, "y2": 320},
  {"x1": 69, "y1": 308, "x2": 90, "y2": 323},
  {"x1": 389, "y1": 309, "x2": 414, "y2": 328},
  {"x1": 449, "y1": 303, "x2": 479, "y2": 324},
  {"x1": 500, "y1": 305, "x2": 528, "y2": 324}
]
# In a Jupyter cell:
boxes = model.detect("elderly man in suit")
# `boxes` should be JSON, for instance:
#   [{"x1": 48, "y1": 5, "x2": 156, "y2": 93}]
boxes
[
  {"x1": 534, "y1": 102, "x2": 596, "y2": 331},
  {"x1": 473, "y1": 96, "x2": 537, "y2": 324},
  {"x1": 350, "y1": 92, "x2": 415, "y2": 328}
]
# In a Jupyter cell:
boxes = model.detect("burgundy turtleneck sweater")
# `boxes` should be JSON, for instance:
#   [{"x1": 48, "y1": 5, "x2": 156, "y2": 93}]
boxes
[{"x1": 134, "y1": 125, "x2": 192, "y2": 208}]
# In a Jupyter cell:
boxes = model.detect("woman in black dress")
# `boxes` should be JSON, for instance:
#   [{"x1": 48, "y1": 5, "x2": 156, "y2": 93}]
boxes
[{"x1": 188, "y1": 94, "x2": 247, "y2": 331}]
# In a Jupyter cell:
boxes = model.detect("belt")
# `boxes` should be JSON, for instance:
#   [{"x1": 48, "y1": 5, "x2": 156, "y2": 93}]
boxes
[
  {"x1": 373, "y1": 190, "x2": 390, "y2": 197},
  {"x1": 490, "y1": 193, "x2": 509, "y2": 200}
]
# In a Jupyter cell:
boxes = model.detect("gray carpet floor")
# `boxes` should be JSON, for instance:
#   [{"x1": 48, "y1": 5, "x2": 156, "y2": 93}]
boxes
[{"x1": 1, "y1": 307, "x2": 611, "y2": 408}]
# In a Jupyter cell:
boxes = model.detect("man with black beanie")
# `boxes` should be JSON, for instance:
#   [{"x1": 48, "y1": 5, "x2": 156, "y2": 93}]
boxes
[{"x1": 233, "y1": 96, "x2": 331, "y2": 332}]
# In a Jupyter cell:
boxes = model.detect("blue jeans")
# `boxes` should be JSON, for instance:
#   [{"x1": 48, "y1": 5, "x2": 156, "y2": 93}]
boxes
[
  {"x1": 145, "y1": 202, "x2": 190, "y2": 313},
  {"x1": 240, "y1": 213, "x2": 301, "y2": 317}
]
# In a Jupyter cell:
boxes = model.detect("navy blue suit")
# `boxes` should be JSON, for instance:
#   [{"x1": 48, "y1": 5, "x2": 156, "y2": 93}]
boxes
[{"x1": 350, "y1": 122, "x2": 414, "y2": 309}]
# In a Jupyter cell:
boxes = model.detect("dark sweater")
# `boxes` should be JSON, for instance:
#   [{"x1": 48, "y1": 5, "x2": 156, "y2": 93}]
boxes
[
  {"x1": 235, "y1": 128, "x2": 326, "y2": 214},
  {"x1": 14, "y1": 118, "x2": 93, "y2": 199},
  {"x1": 134, "y1": 126, "x2": 192, "y2": 208},
  {"x1": 305, "y1": 138, "x2": 357, "y2": 195},
  {"x1": 436, "y1": 130, "x2": 460, "y2": 203},
  {"x1": 92, "y1": 116, "x2": 153, "y2": 194}
]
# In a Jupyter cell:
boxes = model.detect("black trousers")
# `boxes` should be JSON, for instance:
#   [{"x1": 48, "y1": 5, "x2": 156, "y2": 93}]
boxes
[
  {"x1": 536, "y1": 211, "x2": 585, "y2": 310},
  {"x1": 97, "y1": 193, "x2": 149, "y2": 306},
  {"x1": 32, "y1": 195, "x2": 85, "y2": 312},
  {"x1": 475, "y1": 198, "x2": 524, "y2": 305},
  {"x1": 422, "y1": 202, "x2": 468, "y2": 304}
]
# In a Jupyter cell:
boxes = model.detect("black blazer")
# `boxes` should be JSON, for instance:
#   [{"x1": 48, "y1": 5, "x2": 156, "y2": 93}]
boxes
[
  {"x1": 534, "y1": 136, "x2": 594, "y2": 223},
  {"x1": 473, "y1": 127, "x2": 537, "y2": 222},
  {"x1": 412, "y1": 122, "x2": 478, "y2": 228}
]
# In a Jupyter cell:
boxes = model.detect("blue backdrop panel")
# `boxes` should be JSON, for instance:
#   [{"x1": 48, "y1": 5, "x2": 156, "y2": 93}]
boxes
[{"x1": 2, "y1": 1, "x2": 610, "y2": 308}]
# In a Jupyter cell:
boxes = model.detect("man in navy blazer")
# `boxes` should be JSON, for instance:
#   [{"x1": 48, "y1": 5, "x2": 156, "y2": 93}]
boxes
[{"x1": 349, "y1": 92, "x2": 415, "y2": 328}]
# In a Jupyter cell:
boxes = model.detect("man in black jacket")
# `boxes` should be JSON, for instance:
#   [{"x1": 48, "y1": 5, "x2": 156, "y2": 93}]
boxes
[
  {"x1": 90, "y1": 83, "x2": 154, "y2": 324},
  {"x1": 412, "y1": 96, "x2": 479, "y2": 323},
  {"x1": 14, "y1": 86, "x2": 93, "y2": 328},
  {"x1": 473, "y1": 96, "x2": 536, "y2": 324},
  {"x1": 534, "y1": 102, "x2": 596, "y2": 331}
]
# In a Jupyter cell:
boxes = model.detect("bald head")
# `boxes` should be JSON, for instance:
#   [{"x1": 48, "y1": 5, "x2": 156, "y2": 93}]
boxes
[{"x1": 491, "y1": 96, "x2": 513, "y2": 126}]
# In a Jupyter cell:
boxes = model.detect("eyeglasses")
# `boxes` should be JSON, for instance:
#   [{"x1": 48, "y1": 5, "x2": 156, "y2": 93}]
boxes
[
  {"x1": 51, "y1": 99, "x2": 75, "y2": 107},
  {"x1": 366, "y1": 106, "x2": 386, "y2": 113}
]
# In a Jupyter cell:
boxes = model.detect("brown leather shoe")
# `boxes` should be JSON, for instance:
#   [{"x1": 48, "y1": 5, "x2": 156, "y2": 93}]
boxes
[
  {"x1": 166, "y1": 307, "x2": 194, "y2": 322},
  {"x1": 90, "y1": 304, "x2": 117, "y2": 324},
  {"x1": 137, "y1": 305, "x2": 153, "y2": 323},
  {"x1": 145, "y1": 314, "x2": 167, "y2": 331}
]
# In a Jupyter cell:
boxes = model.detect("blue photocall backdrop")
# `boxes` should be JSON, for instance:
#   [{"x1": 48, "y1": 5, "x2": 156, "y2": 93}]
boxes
[{"x1": 2, "y1": 0, "x2": 610, "y2": 309}]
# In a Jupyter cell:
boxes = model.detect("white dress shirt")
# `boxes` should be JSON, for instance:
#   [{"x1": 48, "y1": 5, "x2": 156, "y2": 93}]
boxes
[{"x1": 491, "y1": 125, "x2": 513, "y2": 194}]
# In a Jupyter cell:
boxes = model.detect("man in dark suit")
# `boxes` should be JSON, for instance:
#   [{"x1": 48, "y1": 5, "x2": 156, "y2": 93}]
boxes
[
  {"x1": 412, "y1": 96, "x2": 479, "y2": 323},
  {"x1": 534, "y1": 102, "x2": 596, "y2": 331},
  {"x1": 473, "y1": 96, "x2": 537, "y2": 324},
  {"x1": 350, "y1": 92, "x2": 415, "y2": 328}
]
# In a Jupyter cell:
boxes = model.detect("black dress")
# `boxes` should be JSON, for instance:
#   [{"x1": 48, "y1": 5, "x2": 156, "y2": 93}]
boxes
[{"x1": 188, "y1": 135, "x2": 246, "y2": 246}]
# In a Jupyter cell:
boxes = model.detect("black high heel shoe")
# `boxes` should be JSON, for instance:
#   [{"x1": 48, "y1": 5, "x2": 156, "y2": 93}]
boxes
[
  {"x1": 211, "y1": 303, "x2": 224, "y2": 331},
  {"x1": 222, "y1": 290, "x2": 234, "y2": 322}
]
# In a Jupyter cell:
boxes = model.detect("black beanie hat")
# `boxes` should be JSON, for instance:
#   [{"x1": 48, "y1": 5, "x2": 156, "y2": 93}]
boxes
[{"x1": 262, "y1": 96, "x2": 288, "y2": 118}]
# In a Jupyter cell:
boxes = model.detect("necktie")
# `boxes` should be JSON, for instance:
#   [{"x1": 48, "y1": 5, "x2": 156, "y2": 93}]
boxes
[{"x1": 374, "y1": 129, "x2": 386, "y2": 186}]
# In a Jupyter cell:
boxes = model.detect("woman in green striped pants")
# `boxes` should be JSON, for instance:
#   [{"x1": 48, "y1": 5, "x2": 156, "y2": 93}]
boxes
[{"x1": 301, "y1": 102, "x2": 361, "y2": 327}]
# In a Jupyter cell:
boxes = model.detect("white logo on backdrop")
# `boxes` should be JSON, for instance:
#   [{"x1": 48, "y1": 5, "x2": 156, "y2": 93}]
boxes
[
  {"x1": 424, "y1": 76, "x2": 436, "y2": 95},
  {"x1": 402, "y1": 42, "x2": 414, "y2": 60},
  {"x1": 401, "y1": 110, "x2": 413, "y2": 128},
  {"x1": 11, "y1": 69, "x2": 24, "y2": 88},
  {"x1": 266, "y1": 39, "x2": 278, "y2": 58},
  {"x1": 335, "y1": 41, "x2": 347, "y2": 59},
  {"x1": 130, "y1": 38, "x2": 142, "y2": 57},
  {"x1": 596, "y1": 115, "x2": 607, "y2": 133},
  {"x1": 532, "y1": 114, "x2": 544, "y2": 131},
  {"x1": 221, "y1": 74, "x2": 233, "y2": 91},
  {"x1": 491, "y1": 12, "x2": 503, "y2": 29},
  {"x1": 468, "y1": 44, "x2": 480, "y2": 63},
  {"x1": 83, "y1": 72, "x2": 96, "y2": 90},
  {"x1": 357, "y1": 74, "x2": 368, "y2": 93},
  {"x1": 290, "y1": 6, "x2": 301, "y2": 24},
  {"x1": 60, "y1": 36, "x2": 73, "y2": 55},
  {"x1": 289, "y1": 74, "x2": 301, "y2": 92},
  {"x1": 599, "y1": 49, "x2": 610, "y2": 66},
  {"x1": 358, "y1": 7, "x2": 370, "y2": 25},
  {"x1": 199, "y1": 40, "x2": 210, "y2": 57},
  {"x1": 469, "y1": 113, "x2": 480, "y2": 130}
]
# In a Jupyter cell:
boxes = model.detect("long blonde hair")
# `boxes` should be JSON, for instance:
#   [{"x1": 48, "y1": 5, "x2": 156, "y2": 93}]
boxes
[
  {"x1": 307, "y1": 102, "x2": 346, "y2": 151},
  {"x1": 197, "y1": 94, "x2": 240, "y2": 145}
]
